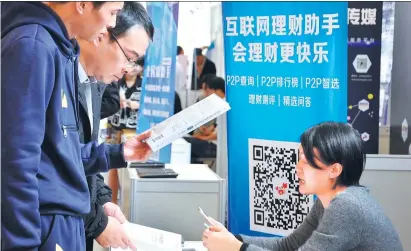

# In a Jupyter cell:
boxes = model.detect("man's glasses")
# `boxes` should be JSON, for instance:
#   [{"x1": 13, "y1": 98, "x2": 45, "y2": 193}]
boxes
[{"x1": 110, "y1": 32, "x2": 143, "y2": 70}]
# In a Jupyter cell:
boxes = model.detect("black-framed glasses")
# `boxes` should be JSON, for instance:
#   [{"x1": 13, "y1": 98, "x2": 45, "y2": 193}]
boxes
[{"x1": 110, "y1": 32, "x2": 141, "y2": 69}]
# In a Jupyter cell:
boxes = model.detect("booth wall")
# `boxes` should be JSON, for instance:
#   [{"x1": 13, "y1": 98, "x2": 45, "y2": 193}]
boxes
[
  {"x1": 361, "y1": 164, "x2": 411, "y2": 250},
  {"x1": 373, "y1": 3, "x2": 411, "y2": 249},
  {"x1": 209, "y1": 2, "x2": 225, "y2": 79},
  {"x1": 389, "y1": 2, "x2": 411, "y2": 155}
]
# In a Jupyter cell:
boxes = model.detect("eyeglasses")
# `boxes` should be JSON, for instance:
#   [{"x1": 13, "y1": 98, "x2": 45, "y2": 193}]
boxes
[{"x1": 110, "y1": 32, "x2": 142, "y2": 70}]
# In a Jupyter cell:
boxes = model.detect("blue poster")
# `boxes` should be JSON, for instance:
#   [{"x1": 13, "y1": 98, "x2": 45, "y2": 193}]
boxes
[
  {"x1": 223, "y1": 2, "x2": 348, "y2": 237},
  {"x1": 137, "y1": 2, "x2": 179, "y2": 163}
]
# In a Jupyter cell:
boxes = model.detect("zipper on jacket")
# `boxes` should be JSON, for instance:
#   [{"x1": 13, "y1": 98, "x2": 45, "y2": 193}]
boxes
[
  {"x1": 73, "y1": 56, "x2": 81, "y2": 128},
  {"x1": 62, "y1": 125, "x2": 78, "y2": 138}
]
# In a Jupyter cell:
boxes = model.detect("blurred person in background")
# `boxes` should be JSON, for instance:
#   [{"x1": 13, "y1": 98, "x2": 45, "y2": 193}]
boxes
[
  {"x1": 177, "y1": 45, "x2": 185, "y2": 55},
  {"x1": 193, "y1": 75, "x2": 225, "y2": 142},
  {"x1": 107, "y1": 58, "x2": 144, "y2": 206},
  {"x1": 176, "y1": 45, "x2": 187, "y2": 109},
  {"x1": 191, "y1": 47, "x2": 217, "y2": 91},
  {"x1": 108, "y1": 58, "x2": 183, "y2": 205},
  {"x1": 190, "y1": 74, "x2": 217, "y2": 137}
]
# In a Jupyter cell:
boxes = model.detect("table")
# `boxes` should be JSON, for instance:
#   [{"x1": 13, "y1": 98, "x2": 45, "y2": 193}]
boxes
[{"x1": 125, "y1": 164, "x2": 226, "y2": 241}]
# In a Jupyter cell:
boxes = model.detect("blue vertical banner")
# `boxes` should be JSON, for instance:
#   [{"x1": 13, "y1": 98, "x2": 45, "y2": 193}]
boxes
[
  {"x1": 137, "y1": 2, "x2": 179, "y2": 163},
  {"x1": 223, "y1": 2, "x2": 348, "y2": 237}
]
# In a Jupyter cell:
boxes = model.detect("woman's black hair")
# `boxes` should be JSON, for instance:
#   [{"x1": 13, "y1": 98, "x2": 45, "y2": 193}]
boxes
[
  {"x1": 108, "y1": 2, "x2": 154, "y2": 41},
  {"x1": 300, "y1": 122, "x2": 366, "y2": 187}
]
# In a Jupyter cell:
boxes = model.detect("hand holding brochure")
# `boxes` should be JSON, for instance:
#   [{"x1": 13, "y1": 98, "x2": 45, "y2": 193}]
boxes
[{"x1": 146, "y1": 94, "x2": 231, "y2": 152}]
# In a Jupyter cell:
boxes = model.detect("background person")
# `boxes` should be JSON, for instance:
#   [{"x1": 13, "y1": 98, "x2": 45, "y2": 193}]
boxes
[
  {"x1": 193, "y1": 76, "x2": 225, "y2": 142},
  {"x1": 176, "y1": 45, "x2": 187, "y2": 108},
  {"x1": 108, "y1": 59, "x2": 184, "y2": 206},
  {"x1": 107, "y1": 61, "x2": 145, "y2": 205},
  {"x1": 190, "y1": 74, "x2": 217, "y2": 137},
  {"x1": 191, "y1": 47, "x2": 217, "y2": 91},
  {"x1": 202, "y1": 122, "x2": 403, "y2": 251}
]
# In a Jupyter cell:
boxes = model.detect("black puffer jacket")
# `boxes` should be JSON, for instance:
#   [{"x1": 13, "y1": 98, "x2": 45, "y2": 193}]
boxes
[{"x1": 78, "y1": 81, "x2": 121, "y2": 250}]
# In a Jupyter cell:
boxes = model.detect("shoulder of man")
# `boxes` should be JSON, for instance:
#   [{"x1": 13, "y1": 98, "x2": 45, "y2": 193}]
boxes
[{"x1": 3, "y1": 24, "x2": 61, "y2": 54}]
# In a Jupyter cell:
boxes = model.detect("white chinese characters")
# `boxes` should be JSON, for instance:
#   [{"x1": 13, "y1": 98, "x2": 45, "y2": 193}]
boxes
[
  {"x1": 233, "y1": 42, "x2": 329, "y2": 64},
  {"x1": 226, "y1": 75, "x2": 340, "y2": 91},
  {"x1": 248, "y1": 94, "x2": 312, "y2": 108},
  {"x1": 233, "y1": 42, "x2": 247, "y2": 62},
  {"x1": 226, "y1": 13, "x2": 341, "y2": 37},
  {"x1": 348, "y1": 8, "x2": 377, "y2": 25},
  {"x1": 145, "y1": 65, "x2": 171, "y2": 79},
  {"x1": 227, "y1": 13, "x2": 340, "y2": 64}
]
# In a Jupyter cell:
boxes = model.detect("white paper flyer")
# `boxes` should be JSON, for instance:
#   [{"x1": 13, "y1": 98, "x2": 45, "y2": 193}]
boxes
[{"x1": 146, "y1": 94, "x2": 231, "y2": 152}]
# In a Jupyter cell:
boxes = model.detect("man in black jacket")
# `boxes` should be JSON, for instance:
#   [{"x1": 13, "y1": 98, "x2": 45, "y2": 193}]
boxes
[
  {"x1": 77, "y1": 2, "x2": 154, "y2": 250},
  {"x1": 77, "y1": 74, "x2": 127, "y2": 250},
  {"x1": 191, "y1": 48, "x2": 217, "y2": 90}
]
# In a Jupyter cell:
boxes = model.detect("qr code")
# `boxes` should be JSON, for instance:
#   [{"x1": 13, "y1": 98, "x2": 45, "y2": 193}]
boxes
[
  {"x1": 357, "y1": 58, "x2": 368, "y2": 70},
  {"x1": 249, "y1": 138, "x2": 314, "y2": 236}
]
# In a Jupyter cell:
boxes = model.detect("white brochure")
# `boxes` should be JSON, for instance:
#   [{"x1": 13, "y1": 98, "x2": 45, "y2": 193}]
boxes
[
  {"x1": 146, "y1": 94, "x2": 231, "y2": 152},
  {"x1": 111, "y1": 222, "x2": 182, "y2": 251}
]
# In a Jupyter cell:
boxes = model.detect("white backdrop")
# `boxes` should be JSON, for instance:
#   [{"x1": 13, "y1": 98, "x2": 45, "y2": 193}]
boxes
[{"x1": 207, "y1": 2, "x2": 225, "y2": 79}]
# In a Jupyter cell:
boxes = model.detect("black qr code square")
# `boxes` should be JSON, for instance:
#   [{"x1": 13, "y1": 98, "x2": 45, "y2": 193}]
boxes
[
  {"x1": 249, "y1": 138, "x2": 314, "y2": 236},
  {"x1": 357, "y1": 58, "x2": 367, "y2": 69}
]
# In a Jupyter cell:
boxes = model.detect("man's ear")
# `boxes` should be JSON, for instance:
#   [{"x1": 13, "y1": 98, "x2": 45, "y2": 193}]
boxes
[
  {"x1": 75, "y1": 2, "x2": 87, "y2": 14},
  {"x1": 93, "y1": 37, "x2": 102, "y2": 46}
]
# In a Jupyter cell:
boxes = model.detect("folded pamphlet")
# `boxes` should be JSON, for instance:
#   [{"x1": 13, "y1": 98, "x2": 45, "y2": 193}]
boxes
[{"x1": 146, "y1": 94, "x2": 231, "y2": 152}]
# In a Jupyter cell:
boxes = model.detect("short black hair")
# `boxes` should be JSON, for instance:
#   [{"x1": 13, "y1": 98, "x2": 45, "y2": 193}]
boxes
[
  {"x1": 108, "y1": 2, "x2": 154, "y2": 41},
  {"x1": 195, "y1": 48, "x2": 203, "y2": 56},
  {"x1": 300, "y1": 122, "x2": 366, "y2": 188},
  {"x1": 177, "y1": 46, "x2": 183, "y2": 55},
  {"x1": 200, "y1": 74, "x2": 216, "y2": 85},
  {"x1": 205, "y1": 76, "x2": 225, "y2": 94},
  {"x1": 92, "y1": 2, "x2": 106, "y2": 8}
]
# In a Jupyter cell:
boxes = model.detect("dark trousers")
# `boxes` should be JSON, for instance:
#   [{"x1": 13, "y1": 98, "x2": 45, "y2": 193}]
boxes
[
  {"x1": 39, "y1": 215, "x2": 85, "y2": 251},
  {"x1": 86, "y1": 238, "x2": 94, "y2": 251}
]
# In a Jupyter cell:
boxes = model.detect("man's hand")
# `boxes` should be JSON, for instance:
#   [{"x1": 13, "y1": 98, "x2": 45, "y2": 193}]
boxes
[
  {"x1": 96, "y1": 216, "x2": 137, "y2": 250},
  {"x1": 123, "y1": 130, "x2": 152, "y2": 162},
  {"x1": 103, "y1": 202, "x2": 127, "y2": 224}
]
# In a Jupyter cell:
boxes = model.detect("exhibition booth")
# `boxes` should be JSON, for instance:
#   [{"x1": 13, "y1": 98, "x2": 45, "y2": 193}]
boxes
[{"x1": 95, "y1": 1, "x2": 411, "y2": 251}]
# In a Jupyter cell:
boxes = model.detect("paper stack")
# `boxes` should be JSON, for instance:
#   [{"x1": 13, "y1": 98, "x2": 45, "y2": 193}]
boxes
[{"x1": 111, "y1": 222, "x2": 182, "y2": 251}]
